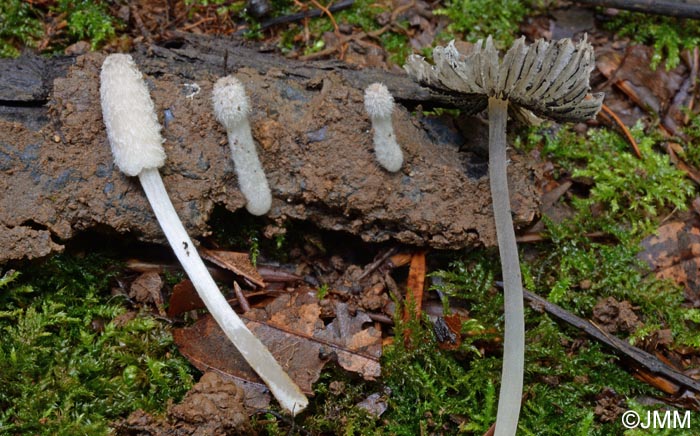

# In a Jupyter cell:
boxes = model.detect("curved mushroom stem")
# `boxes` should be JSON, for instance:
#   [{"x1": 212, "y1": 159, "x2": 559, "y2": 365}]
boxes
[
  {"x1": 488, "y1": 97, "x2": 525, "y2": 436},
  {"x1": 138, "y1": 168, "x2": 308, "y2": 415}
]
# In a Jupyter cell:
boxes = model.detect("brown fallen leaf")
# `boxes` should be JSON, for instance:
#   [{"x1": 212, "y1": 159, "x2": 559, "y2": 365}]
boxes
[
  {"x1": 639, "y1": 220, "x2": 700, "y2": 270},
  {"x1": 200, "y1": 249, "x2": 265, "y2": 288},
  {"x1": 596, "y1": 45, "x2": 686, "y2": 119},
  {"x1": 388, "y1": 252, "x2": 412, "y2": 268},
  {"x1": 436, "y1": 314, "x2": 466, "y2": 350},
  {"x1": 173, "y1": 292, "x2": 382, "y2": 395},
  {"x1": 638, "y1": 219, "x2": 700, "y2": 306},
  {"x1": 167, "y1": 279, "x2": 204, "y2": 317},
  {"x1": 129, "y1": 271, "x2": 165, "y2": 315}
]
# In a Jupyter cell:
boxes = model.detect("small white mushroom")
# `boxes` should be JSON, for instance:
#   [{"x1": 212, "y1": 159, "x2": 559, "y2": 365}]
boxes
[
  {"x1": 212, "y1": 76, "x2": 272, "y2": 216},
  {"x1": 363, "y1": 82, "x2": 404, "y2": 172},
  {"x1": 406, "y1": 36, "x2": 603, "y2": 436},
  {"x1": 100, "y1": 54, "x2": 307, "y2": 415}
]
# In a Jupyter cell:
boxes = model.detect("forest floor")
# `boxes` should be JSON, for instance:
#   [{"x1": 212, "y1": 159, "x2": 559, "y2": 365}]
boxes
[{"x1": 2, "y1": 0, "x2": 700, "y2": 435}]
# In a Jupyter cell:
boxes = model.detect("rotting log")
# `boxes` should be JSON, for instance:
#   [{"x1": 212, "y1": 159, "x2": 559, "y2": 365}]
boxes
[{"x1": 0, "y1": 33, "x2": 541, "y2": 264}]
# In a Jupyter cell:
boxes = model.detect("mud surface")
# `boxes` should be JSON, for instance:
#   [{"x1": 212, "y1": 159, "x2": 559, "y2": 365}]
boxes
[
  {"x1": 0, "y1": 38, "x2": 541, "y2": 263},
  {"x1": 116, "y1": 371, "x2": 251, "y2": 435}
]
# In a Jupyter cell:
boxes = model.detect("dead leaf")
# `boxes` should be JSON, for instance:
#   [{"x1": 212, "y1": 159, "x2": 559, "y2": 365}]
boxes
[
  {"x1": 200, "y1": 249, "x2": 265, "y2": 288},
  {"x1": 638, "y1": 219, "x2": 700, "y2": 307},
  {"x1": 404, "y1": 251, "x2": 426, "y2": 321},
  {"x1": 594, "y1": 387, "x2": 626, "y2": 423},
  {"x1": 596, "y1": 45, "x2": 686, "y2": 118},
  {"x1": 356, "y1": 392, "x2": 388, "y2": 417},
  {"x1": 388, "y1": 252, "x2": 412, "y2": 268},
  {"x1": 639, "y1": 220, "x2": 700, "y2": 271},
  {"x1": 129, "y1": 271, "x2": 164, "y2": 314},
  {"x1": 173, "y1": 292, "x2": 382, "y2": 395},
  {"x1": 441, "y1": 314, "x2": 468, "y2": 350},
  {"x1": 168, "y1": 279, "x2": 204, "y2": 317}
]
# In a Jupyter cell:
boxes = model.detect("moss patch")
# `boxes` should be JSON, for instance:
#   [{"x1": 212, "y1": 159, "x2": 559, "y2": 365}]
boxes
[{"x1": 0, "y1": 255, "x2": 194, "y2": 435}]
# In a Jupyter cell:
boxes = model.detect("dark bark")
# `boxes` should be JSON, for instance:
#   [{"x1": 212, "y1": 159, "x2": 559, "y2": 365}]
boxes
[
  {"x1": 523, "y1": 288, "x2": 700, "y2": 397},
  {"x1": 578, "y1": 0, "x2": 700, "y2": 19}
]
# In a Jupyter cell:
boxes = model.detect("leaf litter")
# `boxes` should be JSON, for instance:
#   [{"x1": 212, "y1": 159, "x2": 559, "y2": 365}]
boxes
[{"x1": 173, "y1": 288, "x2": 382, "y2": 396}]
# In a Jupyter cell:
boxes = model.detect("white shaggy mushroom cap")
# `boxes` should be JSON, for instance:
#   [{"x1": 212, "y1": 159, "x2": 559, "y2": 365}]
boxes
[
  {"x1": 212, "y1": 76, "x2": 250, "y2": 130},
  {"x1": 363, "y1": 82, "x2": 403, "y2": 172},
  {"x1": 363, "y1": 82, "x2": 394, "y2": 119},
  {"x1": 100, "y1": 54, "x2": 166, "y2": 177}
]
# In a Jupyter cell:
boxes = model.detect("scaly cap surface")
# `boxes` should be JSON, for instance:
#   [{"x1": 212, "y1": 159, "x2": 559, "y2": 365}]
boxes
[
  {"x1": 364, "y1": 82, "x2": 394, "y2": 119},
  {"x1": 404, "y1": 36, "x2": 604, "y2": 122},
  {"x1": 100, "y1": 54, "x2": 165, "y2": 177},
  {"x1": 212, "y1": 76, "x2": 251, "y2": 130}
]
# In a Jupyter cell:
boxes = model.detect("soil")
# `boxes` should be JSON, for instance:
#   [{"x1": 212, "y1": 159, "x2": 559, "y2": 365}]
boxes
[
  {"x1": 0, "y1": 36, "x2": 542, "y2": 264},
  {"x1": 592, "y1": 297, "x2": 642, "y2": 334},
  {"x1": 115, "y1": 371, "x2": 252, "y2": 436}
]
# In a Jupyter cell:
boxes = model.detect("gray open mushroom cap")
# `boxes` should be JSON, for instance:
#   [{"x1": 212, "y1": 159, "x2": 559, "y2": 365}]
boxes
[{"x1": 404, "y1": 36, "x2": 604, "y2": 122}]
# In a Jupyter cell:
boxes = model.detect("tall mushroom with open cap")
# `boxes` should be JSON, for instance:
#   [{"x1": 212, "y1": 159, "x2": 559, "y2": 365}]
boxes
[
  {"x1": 405, "y1": 36, "x2": 603, "y2": 435},
  {"x1": 100, "y1": 54, "x2": 308, "y2": 415}
]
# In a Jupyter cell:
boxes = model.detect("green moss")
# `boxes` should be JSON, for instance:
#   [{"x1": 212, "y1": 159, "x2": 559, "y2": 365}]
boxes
[
  {"x1": 543, "y1": 123, "x2": 694, "y2": 228},
  {"x1": 381, "y1": 312, "x2": 498, "y2": 435},
  {"x1": 298, "y1": 370, "x2": 380, "y2": 435},
  {"x1": 426, "y1": 252, "x2": 696, "y2": 435},
  {"x1": 0, "y1": 0, "x2": 43, "y2": 57},
  {"x1": 0, "y1": 254, "x2": 194, "y2": 435},
  {"x1": 434, "y1": 0, "x2": 531, "y2": 47},
  {"x1": 677, "y1": 108, "x2": 700, "y2": 170},
  {"x1": 0, "y1": 0, "x2": 117, "y2": 57},
  {"x1": 273, "y1": 0, "x2": 410, "y2": 64},
  {"x1": 521, "y1": 318, "x2": 652, "y2": 436},
  {"x1": 531, "y1": 122, "x2": 699, "y2": 346},
  {"x1": 603, "y1": 12, "x2": 700, "y2": 70},
  {"x1": 57, "y1": 0, "x2": 117, "y2": 50},
  {"x1": 529, "y1": 217, "x2": 700, "y2": 351}
]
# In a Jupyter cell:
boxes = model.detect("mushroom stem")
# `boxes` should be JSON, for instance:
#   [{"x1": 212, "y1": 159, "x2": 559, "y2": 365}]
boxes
[
  {"x1": 405, "y1": 36, "x2": 603, "y2": 436},
  {"x1": 212, "y1": 76, "x2": 272, "y2": 216},
  {"x1": 226, "y1": 116, "x2": 272, "y2": 216},
  {"x1": 488, "y1": 96, "x2": 524, "y2": 436},
  {"x1": 138, "y1": 168, "x2": 308, "y2": 415},
  {"x1": 100, "y1": 54, "x2": 306, "y2": 415}
]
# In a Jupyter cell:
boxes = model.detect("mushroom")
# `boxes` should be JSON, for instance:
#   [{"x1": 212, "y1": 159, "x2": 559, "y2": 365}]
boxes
[
  {"x1": 100, "y1": 54, "x2": 308, "y2": 415},
  {"x1": 212, "y1": 76, "x2": 272, "y2": 216},
  {"x1": 405, "y1": 37, "x2": 603, "y2": 435},
  {"x1": 363, "y1": 82, "x2": 404, "y2": 172}
]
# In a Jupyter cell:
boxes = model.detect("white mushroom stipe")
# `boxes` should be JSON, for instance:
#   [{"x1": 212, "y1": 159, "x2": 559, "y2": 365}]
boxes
[
  {"x1": 406, "y1": 36, "x2": 603, "y2": 436},
  {"x1": 363, "y1": 83, "x2": 403, "y2": 172},
  {"x1": 212, "y1": 76, "x2": 272, "y2": 216},
  {"x1": 100, "y1": 54, "x2": 308, "y2": 415}
]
